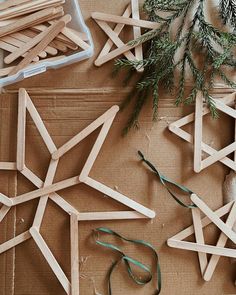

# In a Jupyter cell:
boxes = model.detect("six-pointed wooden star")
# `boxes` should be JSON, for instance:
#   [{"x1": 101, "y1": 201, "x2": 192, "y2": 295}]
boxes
[
  {"x1": 169, "y1": 92, "x2": 236, "y2": 173},
  {"x1": 91, "y1": 0, "x2": 159, "y2": 70},
  {"x1": 0, "y1": 88, "x2": 155, "y2": 294},
  {"x1": 168, "y1": 194, "x2": 236, "y2": 281}
]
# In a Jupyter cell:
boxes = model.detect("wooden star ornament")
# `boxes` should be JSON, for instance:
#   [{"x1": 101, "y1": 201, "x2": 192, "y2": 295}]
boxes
[
  {"x1": 92, "y1": 0, "x2": 159, "y2": 70},
  {"x1": 0, "y1": 88, "x2": 155, "y2": 294},
  {"x1": 168, "y1": 194, "x2": 236, "y2": 281},
  {"x1": 169, "y1": 92, "x2": 236, "y2": 173}
]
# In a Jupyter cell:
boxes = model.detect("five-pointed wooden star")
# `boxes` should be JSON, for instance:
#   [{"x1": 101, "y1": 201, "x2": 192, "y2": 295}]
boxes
[
  {"x1": 91, "y1": 0, "x2": 159, "y2": 70},
  {"x1": 168, "y1": 193, "x2": 236, "y2": 281},
  {"x1": 0, "y1": 88, "x2": 155, "y2": 294},
  {"x1": 169, "y1": 92, "x2": 236, "y2": 173}
]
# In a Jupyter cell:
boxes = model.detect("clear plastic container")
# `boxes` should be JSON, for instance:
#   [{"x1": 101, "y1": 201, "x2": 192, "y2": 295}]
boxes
[{"x1": 0, "y1": 0, "x2": 94, "y2": 87}]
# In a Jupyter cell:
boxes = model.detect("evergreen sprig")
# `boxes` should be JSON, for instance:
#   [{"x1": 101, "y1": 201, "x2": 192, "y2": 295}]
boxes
[{"x1": 116, "y1": 0, "x2": 236, "y2": 134}]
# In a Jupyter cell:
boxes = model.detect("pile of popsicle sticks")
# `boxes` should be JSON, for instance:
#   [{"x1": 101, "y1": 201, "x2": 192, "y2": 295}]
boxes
[{"x1": 0, "y1": 0, "x2": 90, "y2": 77}]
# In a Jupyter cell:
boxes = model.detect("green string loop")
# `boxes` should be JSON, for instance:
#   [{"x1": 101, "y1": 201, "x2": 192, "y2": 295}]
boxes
[
  {"x1": 138, "y1": 151, "x2": 196, "y2": 208},
  {"x1": 93, "y1": 227, "x2": 161, "y2": 295}
]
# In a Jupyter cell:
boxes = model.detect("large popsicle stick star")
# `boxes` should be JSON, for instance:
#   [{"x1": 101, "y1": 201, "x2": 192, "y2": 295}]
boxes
[{"x1": 0, "y1": 88, "x2": 155, "y2": 294}]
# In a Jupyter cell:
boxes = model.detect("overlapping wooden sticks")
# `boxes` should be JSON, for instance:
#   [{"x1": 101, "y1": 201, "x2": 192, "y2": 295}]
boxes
[
  {"x1": 0, "y1": 88, "x2": 155, "y2": 294},
  {"x1": 169, "y1": 92, "x2": 236, "y2": 172},
  {"x1": 0, "y1": 0, "x2": 90, "y2": 77},
  {"x1": 168, "y1": 194, "x2": 236, "y2": 281},
  {"x1": 92, "y1": 0, "x2": 159, "y2": 70}
]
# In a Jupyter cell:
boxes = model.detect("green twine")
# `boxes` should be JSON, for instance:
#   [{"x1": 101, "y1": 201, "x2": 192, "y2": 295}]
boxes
[
  {"x1": 138, "y1": 151, "x2": 196, "y2": 208},
  {"x1": 93, "y1": 227, "x2": 161, "y2": 295}
]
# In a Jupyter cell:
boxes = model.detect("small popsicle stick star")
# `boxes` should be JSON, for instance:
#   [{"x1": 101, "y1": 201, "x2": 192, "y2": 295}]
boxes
[
  {"x1": 0, "y1": 88, "x2": 155, "y2": 294},
  {"x1": 169, "y1": 92, "x2": 236, "y2": 172},
  {"x1": 92, "y1": 0, "x2": 159, "y2": 70},
  {"x1": 167, "y1": 194, "x2": 236, "y2": 281}
]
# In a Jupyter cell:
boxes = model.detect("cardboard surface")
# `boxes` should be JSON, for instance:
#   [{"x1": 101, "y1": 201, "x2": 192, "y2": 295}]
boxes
[{"x1": 0, "y1": 1, "x2": 236, "y2": 294}]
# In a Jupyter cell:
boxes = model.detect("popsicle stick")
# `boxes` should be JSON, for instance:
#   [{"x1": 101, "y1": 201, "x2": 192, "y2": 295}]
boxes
[
  {"x1": 70, "y1": 213, "x2": 79, "y2": 295},
  {"x1": 0, "y1": 7, "x2": 63, "y2": 37},
  {"x1": 0, "y1": 0, "x2": 30, "y2": 11},
  {"x1": 94, "y1": 20, "x2": 136, "y2": 62},
  {"x1": 9, "y1": 15, "x2": 68, "y2": 75},
  {"x1": 5, "y1": 15, "x2": 70, "y2": 64},
  {"x1": 21, "y1": 166, "x2": 44, "y2": 187},
  {"x1": 201, "y1": 142, "x2": 236, "y2": 170},
  {"x1": 0, "y1": 40, "x2": 39, "y2": 62},
  {"x1": 95, "y1": 28, "x2": 156, "y2": 66},
  {"x1": 79, "y1": 114, "x2": 117, "y2": 181},
  {"x1": 33, "y1": 159, "x2": 58, "y2": 228},
  {"x1": 191, "y1": 207, "x2": 208, "y2": 275},
  {"x1": 97, "y1": 4, "x2": 132, "y2": 59},
  {"x1": 169, "y1": 122, "x2": 236, "y2": 171},
  {"x1": 30, "y1": 227, "x2": 71, "y2": 294},
  {"x1": 0, "y1": 162, "x2": 17, "y2": 170},
  {"x1": 191, "y1": 194, "x2": 236, "y2": 244},
  {"x1": 0, "y1": 205, "x2": 11, "y2": 222},
  {"x1": 26, "y1": 91, "x2": 57, "y2": 154},
  {"x1": 214, "y1": 98, "x2": 236, "y2": 119},
  {"x1": 50, "y1": 192, "x2": 80, "y2": 215},
  {"x1": 11, "y1": 31, "x2": 57, "y2": 56},
  {"x1": 50, "y1": 39, "x2": 68, "y2": 52},
  {"x1": 131, "y1": 0, "x2": 143, "y2": 61},
  {"x1": 52, "y1": 105, "x2": 119, "y2": 160},
  {"x1": 12, "y1": 175, "x2": 81, "y2": 205},
  {"x1": 204, "y1": 201, "x2": 236, "y2": 281},
  {"x1": 169, "y1": 201, "x2": 233, "y2": 241},
  {"x1": 167, "y1": 239, "x2": 236, "y2": 258},
  {"x1": 83, "y1": 177, "x2": 155, "y2": 218},
  {"x1": 77, "y1": 211, "x2": 147, "y2": 221},
  {"x1": 92, "y1": 12, "x2": 159, "y2": 29},
  {"x1": 0, "y1": 231, "x2": 31, "y2": 254},
  {"x1": 0, "y1": 193, "x2": 13, "y2": 207},
  {"x1": 16, "y1": 89, "x2": 27, "y2": 171},
  {"x1": 194, "y1": 92, "x2": 203, "y2": 173}
]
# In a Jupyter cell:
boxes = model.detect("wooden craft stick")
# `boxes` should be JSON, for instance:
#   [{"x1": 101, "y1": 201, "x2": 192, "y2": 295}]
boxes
[
  {"x1": 0, "y1": 7, "x2": 63, "y2": 37},
  {"x1": 33, "y1": 159, "x2": 58, "y2": 228},
  {"x1": 191, "y1": 194, "x2": 236, "y2": 244},
  {"x1": 169, "y1": 201, "x2": 234, "y2": 241},
  {"x1": 30, "y1": 227, "x2": 71, "y2": 294},
  {"x1": 9, "y1": 15, "x2": 69, "y2": 75},
  {"x1": 79, "y1": 115, "x2": 117, "y2": 180},
  {"x1": 194, "y1": 92, "x2": 203, "y2": 173},
  {"x1": 92, "y1": 12, "x2": 159, "y2": 29},
  {"x1": 52, "y1": 105, "x2": 119, "y2": 160},
  {"x1": 0, "y1": 0, "x2": 30, "y2": 11},
  {"x1": 0, "y1": 231, "x2": 31, "y2": 254},
  {"x1": 0, "y1": 40, "x2": 39, "y2": 62},
  {"x1": 169, "y1": 120, "x2": 236, "y2": 171},
  {"x1": 167, "y1": 239, "x2": 236, "y2": 258},
  {"x1": 94, "y1": 20, "x2": 136, "y2": 62},
  {"x1": 5, "y1": 15, "x2": 71, "y2": 64},
  {"x1": 17, "y1": 88, "x2": 27, "y2": 171},
  {"x1": 12, "y1": 31, "x2": 58, "y2": 56},
  {"x1": 50, "y1": 192, "x2": 80, "y2": 215},
  {"x1": 12, "y1": 175, "x2": 81, "y2": 205},
  {"x1": 21, "y1": 166, "x2": 44, "y2": 187},
  {"x1": 25, "y1": 91, "x2": 57, "y2": 154},
  {"x1": 0, "y1": 205, "x2": 11, "y2": 222},
  {"x1": 204, "y1": 201, "x2": 236, "y2": 281},
  {"x1": 98, "y1": 4, "x2": 131, "y2": 59},
  {"x1": 95, "y1": 28, "x2": 157, "y2": 66},
  {"x1": 131, "y1": 0, "x2": 143, "y2": 61},
  {"x1": 0, "y1": 193, "x2": 13, "y2": 207},
  {"x1": 214, "y1": 98, "x2": 236, "y2": 119},
  {"x1": 0, "y1": 162, "x2": 17, "y2": 170},
  {"x1": 0, "y1": 55, "x2": 65, "y2": 77},
  {"x1": 83, "y1": 177, "x2": 155, "y2": 218},
  {"x1": 70, "y1": 213, "x2": 79, "y2": 295},
  {"x1": 50, "y1": 39, "x2": 68, "y2": 52},
  {"x1": 191, "y1": 207, "x2": 208, "y2": 275},
  {"x1": 77, "y1": 211, "x2": 147, "y2": 221}
]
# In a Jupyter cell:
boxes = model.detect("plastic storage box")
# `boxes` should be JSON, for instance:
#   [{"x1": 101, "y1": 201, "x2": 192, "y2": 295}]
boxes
[{"x1": 0, "y1": 0, "x2": 94, "y2": 87}]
